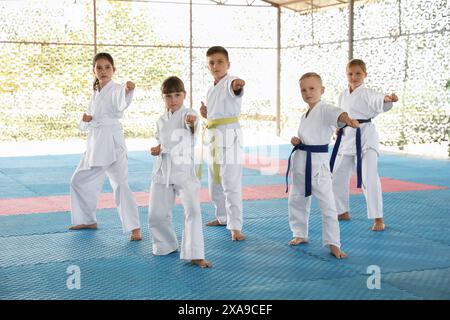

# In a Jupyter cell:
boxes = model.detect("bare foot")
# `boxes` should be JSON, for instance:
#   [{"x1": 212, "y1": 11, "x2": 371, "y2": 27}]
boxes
[
  {"x1": 231, "y1": 230, "x2": 245, "y2": 241},
  {"x1": 372, "y1": 218, "x2": 385, "y2": 231},
  {"x1": 192, "y1": 259, "x2": 212, "y2": 268},
  {"x1": 69, "y1": 223, "x2": 97, "y2": 230},
  {"x1": 330, "y1": 245, "x2": 347, "y2": 259},
  {"x1": 206, "y1": 219, "x2": 226, "y2": 227},
  {"x1": 338, "y1": 212, "x2": 351, "y2": 221},
  {"x1": 130, "y1": 228, "x2": 142, "y2": 241},
  {"x1": 289, "y1": 237, "x2": 308, "y2": 246}
]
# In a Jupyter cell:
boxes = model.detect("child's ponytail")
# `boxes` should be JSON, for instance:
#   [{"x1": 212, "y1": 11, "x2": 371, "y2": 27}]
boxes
[{"x1": 93, "y1": 78, "x2": 100, "y2": 91}]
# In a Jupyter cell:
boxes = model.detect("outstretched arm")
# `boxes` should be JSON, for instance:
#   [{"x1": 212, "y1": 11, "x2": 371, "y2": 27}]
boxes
[
  {"x1": 384, "y1": 93, "x2": 398, "y2": 103},
  {"x1": 382, "y1": 93, "x2": 398, "y2": 112},
  {"x1": 115, "y1": 81, "x2": 136, "y2": 112},
  {"x1": 231, "y1": 78, "x2": 245, "y2": 95},
  {"x1": 125, "y1": 81, "x2": 135, "y2": 95}
]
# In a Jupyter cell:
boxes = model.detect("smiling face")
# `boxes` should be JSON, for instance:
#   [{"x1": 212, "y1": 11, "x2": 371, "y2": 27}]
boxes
[
  {"x1": 93, "y1": 58, "x2": 115, "y2": 88},
  {"x1": 299, "y1": 76, "x2": 324, "y2": 108},
  {"x1": 346, "y1": 64, "x2": 367, "y2": 92},
  {"x1": 207, "y1": 52, "x2": 230, "y2": 83},
  {"x1": 163, "y1": 91, "x2": 186, "y2": 113}
]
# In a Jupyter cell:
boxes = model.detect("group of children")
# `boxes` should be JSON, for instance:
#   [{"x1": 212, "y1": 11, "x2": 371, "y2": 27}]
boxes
[
  {"x1": 287, "y1": 66, "x2": 397, "y2": 259},
  {"x1": 68, "y1": 47, "x2": 398, "y2": 266}
]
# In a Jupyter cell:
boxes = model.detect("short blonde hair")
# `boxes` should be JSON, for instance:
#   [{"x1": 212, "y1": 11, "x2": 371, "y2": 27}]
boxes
[
  {"x1": 299, "y1": 72, "x2": 323, "y2": 85},
  {"x1": 347, "y1": 59, "x2": 367, "y2": 73}
]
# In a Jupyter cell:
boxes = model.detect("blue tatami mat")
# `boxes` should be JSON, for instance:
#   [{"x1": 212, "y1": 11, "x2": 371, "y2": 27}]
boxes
[
  {"x1": 1, "y1": 195, "x2": 449, "y2": 300},
  {"x1": 0, "y1": 146, "x2": 449, "y2": 300}
]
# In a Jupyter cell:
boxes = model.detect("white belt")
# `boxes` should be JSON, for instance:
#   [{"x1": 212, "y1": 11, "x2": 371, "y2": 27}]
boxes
[
  {"x1": 164, "y1": 154, "x2": 172, "y2": 188},
  {"x1": 91, "y1": 118, "x2": 121, "y2": 128},
  {"x1": 159, "y1": 148, "x2": 172, "y2": 188}
]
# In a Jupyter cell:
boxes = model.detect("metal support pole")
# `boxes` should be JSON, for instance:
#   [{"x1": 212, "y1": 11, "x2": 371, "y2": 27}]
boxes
[
  {"x1": 348, "y1": 0, "x2": 354, "y2": 60},
  {"x1": 276, "y1": 5, "x2": 281, "y2": 136},
  {"x1": 189, "y1": 0, "x2": 193, "y2": 108},
  {"x1": 93, "y1": 0, "x2": 97, "y2": 54}
]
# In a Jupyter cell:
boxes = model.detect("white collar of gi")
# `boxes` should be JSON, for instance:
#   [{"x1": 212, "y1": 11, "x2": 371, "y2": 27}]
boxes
[
  {"x1": 305, "y1": 100, "x2": 323, "y2": 118},
  {"x1": 214, "y1": 74, "x2": 229, "y2": 86},
  {"x1": 94, "y1": 80, "x2": 114, "y2": 100},
  {"x1": 347, "y1": 83, "x2": 366, "y2": 95},
  {"x1": 166, "y1": 105, "x2": 186, "y2": 118},
  {"x1": 97, "y1": 79, "x2": 114, "y2": 92}
]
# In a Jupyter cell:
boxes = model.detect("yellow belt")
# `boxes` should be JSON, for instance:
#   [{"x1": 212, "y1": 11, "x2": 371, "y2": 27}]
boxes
[{"x1": 197, "y1": 117, "x2": 239, "y2": 184}]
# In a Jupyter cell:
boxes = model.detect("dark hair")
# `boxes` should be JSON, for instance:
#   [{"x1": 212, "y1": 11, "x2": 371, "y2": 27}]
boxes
[
  {"x1": 206, "y1": 46, "x2": 229, "y2": 61},
  {"x1": 299, "y1": 72, "x2": 323, "y2": 85},
  {"x1": 92, "y1": 52, "x2": 115, "y2": 91},
  {"x1": 347, "y1": 58, "x2": 367, "y2": 73},
  {"x1": 161, "y1": 76, "x2": 186, "y2": 94}
]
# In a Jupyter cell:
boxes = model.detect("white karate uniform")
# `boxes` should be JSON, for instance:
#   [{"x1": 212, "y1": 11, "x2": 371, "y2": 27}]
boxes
[
  {"x1": 204, "y1": 74, "x2": 244, "y2": 231},
  {"x1": 70, "y1": 80, "x2": 140, "y2": 233},
  {"x1": 288, "y1": 101, "x2": 344, "y2": 248},
  {"x1": 148, "y1": 106, "x2": 205, "y2": 260},
  {"x1": 332, "y1": 85, "x2": 393, "y2": 219}
]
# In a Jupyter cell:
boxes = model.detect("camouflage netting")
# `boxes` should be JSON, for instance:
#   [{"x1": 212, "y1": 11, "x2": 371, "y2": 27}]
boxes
[{"x1": 0, "y1": 0, "x2": 448, "y2": 154}]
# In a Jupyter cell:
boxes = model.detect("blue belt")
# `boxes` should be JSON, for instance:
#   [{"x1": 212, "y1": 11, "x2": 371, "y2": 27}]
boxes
[
  {"x1": 285, "y1": 143, "x2": 329, "y2": 197},
  {"x1": 329, "y1": 119, "x2": 372, "y2": 188}
]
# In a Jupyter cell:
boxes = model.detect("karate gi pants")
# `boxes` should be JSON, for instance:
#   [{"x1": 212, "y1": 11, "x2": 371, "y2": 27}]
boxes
[
  {"x1": 332, "y1": 148, "x2": 383, "y2": 219},
  {"x1": 148, "y1": 180, "x2": 205, "y2": 260},
  {"x1": 207, "y1": 144, "x2": 243, "y2": 231},
  {"x1": 288, "y1": 168, "x2": 341, "y2": 248},
  {"x1": 70, "y1": 146, "x2": 140, "y2": 233}
]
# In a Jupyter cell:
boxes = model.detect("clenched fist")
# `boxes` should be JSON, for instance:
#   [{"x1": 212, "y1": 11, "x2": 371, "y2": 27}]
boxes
[
  {"x1": 347, "y1": 119, "x2": 360, "y2": 128},
  {"x1": 200, "y1": 101, "x2": 207, "y2": 119},
  {"x1": 186, "y1": 114, "x2": 197, "y2": 127},
  {"x1": 232, "y1": 79, "x2": 245, "y2": 91},
  {"x1": 150, "y1": 144, "x2": 161, "y2": 156},
  {"x1": 384, "y1": 93, "x2": 398, "y2": 103},
  {"x1": 82, "y1": 113, "x2": 92, "y2": 122},
  {"x1": 291, "y1": 136, "x2": 301, "y2": 146},
  {"x1": 125, "y1": 81, "x2": 136, "y2": 94}
]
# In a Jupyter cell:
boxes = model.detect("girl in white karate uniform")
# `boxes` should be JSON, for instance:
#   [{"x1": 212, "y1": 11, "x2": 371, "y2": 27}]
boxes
[
  {"x1": 69, "y1": 52, "x2": 141, "y2": 241},
  {"x1": 330, "y1": 59, "x2": 398, "y2": 231},
  {"x1": 287, "y1": 73, "x2": 359, "y2": 259},
  {"x1": 199, "y1": 46, "x2": 246, "y2": 241},
  {"x1": 148, "y1": 76, "x2": 211, "y2": 268}
]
